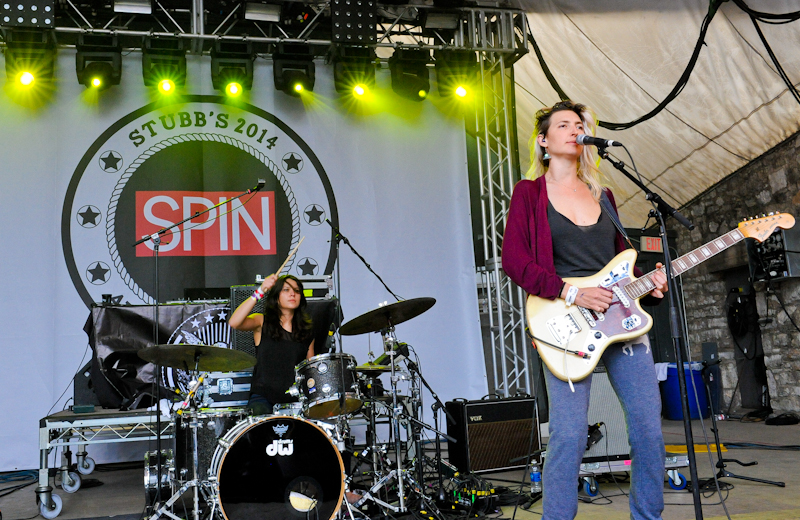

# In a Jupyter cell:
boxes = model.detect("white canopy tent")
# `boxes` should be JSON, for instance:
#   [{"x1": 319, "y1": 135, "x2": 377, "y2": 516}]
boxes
[{"x1": 512, "y1": 0, "x2": 800, "y2": 226}]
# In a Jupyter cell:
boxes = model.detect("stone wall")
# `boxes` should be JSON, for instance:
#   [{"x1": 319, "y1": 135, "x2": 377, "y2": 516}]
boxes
[{"x1": 675, "y1": 132, "x2": 800, "y2": 413}]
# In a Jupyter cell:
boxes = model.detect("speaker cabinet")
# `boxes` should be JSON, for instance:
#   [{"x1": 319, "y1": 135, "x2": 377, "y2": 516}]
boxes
[
  {"x1": 446, "y1": 397, "x2": 539, "y2": 473},
  {"x1": 584, "y1": 366, "x2": 630, "y2": 463},
  {"x1": 748, "y1": 225, "x2": 800, "y2": 281}
]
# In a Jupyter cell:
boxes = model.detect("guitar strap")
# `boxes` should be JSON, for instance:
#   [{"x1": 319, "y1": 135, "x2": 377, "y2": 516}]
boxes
[{"x1": 600, "y1": 190, "x2": 635, "y2": 250}]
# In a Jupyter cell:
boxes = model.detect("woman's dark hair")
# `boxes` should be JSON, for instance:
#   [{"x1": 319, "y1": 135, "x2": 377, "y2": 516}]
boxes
[{"x1": 262, "y1": 275, "x2": 313, "y2": 342}]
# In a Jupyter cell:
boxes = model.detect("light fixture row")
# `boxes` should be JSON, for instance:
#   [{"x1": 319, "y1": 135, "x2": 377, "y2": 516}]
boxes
[{"x1": 5, "y1": 29, "x2": 477, "y2": 100}]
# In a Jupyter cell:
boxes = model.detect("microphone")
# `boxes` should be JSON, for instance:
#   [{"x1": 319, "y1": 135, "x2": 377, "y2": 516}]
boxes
[
  {"x1": 576, "y1": 134, "x2": 622, "y2": 148},
  {"x1": 246, "y1": 179, "x2": 266, "y2": 194}
]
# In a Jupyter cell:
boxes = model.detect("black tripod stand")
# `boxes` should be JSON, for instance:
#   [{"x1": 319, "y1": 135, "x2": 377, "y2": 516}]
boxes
[{"x1": 698, "y1": 360, "x2": 785, "y2": 489}]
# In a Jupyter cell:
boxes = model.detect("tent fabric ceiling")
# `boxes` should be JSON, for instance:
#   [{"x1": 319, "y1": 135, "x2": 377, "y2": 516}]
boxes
[{"x1": 513, "y1": 0, "x2": 800, "y2": 227}]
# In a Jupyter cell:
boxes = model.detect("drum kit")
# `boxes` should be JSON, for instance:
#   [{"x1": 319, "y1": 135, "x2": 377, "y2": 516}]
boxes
[{"x1": 138, "y1": 297, "x2": 453, "y2": 520}]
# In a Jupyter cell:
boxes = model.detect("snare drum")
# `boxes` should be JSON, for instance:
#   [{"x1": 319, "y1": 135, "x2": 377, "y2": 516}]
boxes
[
  {"x1": 294, "y1": 353, "x2": 362, "y2": 419},
  {"x1": 209, "y1": 415, "x2": 345, "y2": 520},
  {"x1": 174, "y1": 408, "x2": 248, "y2": 481}
]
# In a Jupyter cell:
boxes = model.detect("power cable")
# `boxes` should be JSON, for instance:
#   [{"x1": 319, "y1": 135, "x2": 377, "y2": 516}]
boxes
[{"x1": 525, "y1": 0, "x2": 726, "y2": 130}]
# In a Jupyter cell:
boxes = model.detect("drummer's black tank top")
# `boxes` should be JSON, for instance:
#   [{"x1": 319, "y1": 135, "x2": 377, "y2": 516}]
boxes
[
  {"x1": 251, "y1": 327, "x2": 312, "y2": 405},
  {"x1": 548, "y1": 200, "x2": 617, "y2": 278}
]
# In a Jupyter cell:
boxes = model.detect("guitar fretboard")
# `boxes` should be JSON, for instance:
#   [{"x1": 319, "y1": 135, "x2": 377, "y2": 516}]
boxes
[{"x1": 624, "y1": 228, "x2": 746, "y2": 299}]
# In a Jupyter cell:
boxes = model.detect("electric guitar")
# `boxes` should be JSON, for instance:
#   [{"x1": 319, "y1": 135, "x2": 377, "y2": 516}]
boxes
[{"x1": 525, "y1": 213, "x2": 795, "y2": 383}]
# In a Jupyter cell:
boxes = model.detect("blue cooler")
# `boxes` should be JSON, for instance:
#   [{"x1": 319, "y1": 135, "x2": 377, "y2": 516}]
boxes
[{"x1": 660, "y1": 362, "x2": 709, "y2": 420}]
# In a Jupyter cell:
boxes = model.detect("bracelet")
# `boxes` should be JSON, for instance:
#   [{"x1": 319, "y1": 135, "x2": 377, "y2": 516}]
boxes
[
  {"x1": 565, "y1": 285, "x2": 578, "y2": 307},
  {"x1": 252, "y1": 288, "x2": 264, "y2": 301}
]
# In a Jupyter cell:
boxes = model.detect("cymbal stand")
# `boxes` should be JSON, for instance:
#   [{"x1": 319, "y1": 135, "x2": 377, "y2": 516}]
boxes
[
  {"x1": 385, "y1": 328, "x2": 406, "y2": 512},
  {"x1": 148, "y1": 366, "x2": 205, "y2": 520}
]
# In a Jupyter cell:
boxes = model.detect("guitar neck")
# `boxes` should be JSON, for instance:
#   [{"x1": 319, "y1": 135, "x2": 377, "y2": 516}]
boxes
[{"x1": 626, "y1": 227, "x2": 747, "y2": 299}]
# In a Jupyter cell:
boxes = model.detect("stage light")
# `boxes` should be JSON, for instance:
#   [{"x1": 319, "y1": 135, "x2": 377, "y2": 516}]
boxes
[
  {"x1": 225, "y1": 81, "x2": 242, "y2": 97},
  {"x1": 353, "y1": 84, "x2": 367, "y2": 97},
  {"x1": 76, "y1": 34, "x2": 122, "y2": 90},
  {"x1": 4, "y1": 29, "x2": 56, "y2": 87},
  {"x1": 389, "y1": 48, "x2": 431, "y2": 102},
  {"x1": 434, "y1": 49, "x2": 477, "y2": 97},
  {"x1": 331, "y1": 0, "x2": 376, "y2": 44},
  {"x1": 158, "y1": 78, "x2": 176, "y2": 94},
  {"x1": 0, "y1": 0, "x2": 54, "y2": 28},
  {"x1": 273, "y1": 43, "x2": 315, "y2": 97},
  {"x1": 211, "y1": 40, "x2": 254, "y2": 94},
  {"x1": 332, "y1": 46, "x2": 375, "y2": 94},
  {"x1": 142, "y1": 37, "x2": 186, "y2": 88},
  {"x1": 18, "y1": 71, "x2": 35, "y2": 86}
]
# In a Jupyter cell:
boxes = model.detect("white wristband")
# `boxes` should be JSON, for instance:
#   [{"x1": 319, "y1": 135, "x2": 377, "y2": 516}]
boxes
[{"x1": 565, "y1": 285, "x2": 578, "y2": 307}]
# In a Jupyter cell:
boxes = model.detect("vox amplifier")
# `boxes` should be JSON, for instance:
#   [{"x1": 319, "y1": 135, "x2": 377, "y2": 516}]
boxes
[{"x1": 446, "y1": 396, "x2": 539, "y2": 473}]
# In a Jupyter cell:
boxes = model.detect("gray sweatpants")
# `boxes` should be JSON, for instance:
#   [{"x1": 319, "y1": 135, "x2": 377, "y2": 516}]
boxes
[{"x1": 542, "y1": 336, "x2": 666, "y2": 520}]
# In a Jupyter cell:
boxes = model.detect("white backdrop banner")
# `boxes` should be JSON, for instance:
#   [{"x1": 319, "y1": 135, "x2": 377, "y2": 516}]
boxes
[{"x1": 0, "y1": 51, "x2": 485, "y2": 471}]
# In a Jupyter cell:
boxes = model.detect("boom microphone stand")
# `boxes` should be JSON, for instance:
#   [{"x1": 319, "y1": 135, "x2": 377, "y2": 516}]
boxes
[
  {"x1": 596, "y1": 147, "x2": 705, "y2": 519},
  {"x1": 131, "y1": 179, "x2": 265, "y2": 510}
]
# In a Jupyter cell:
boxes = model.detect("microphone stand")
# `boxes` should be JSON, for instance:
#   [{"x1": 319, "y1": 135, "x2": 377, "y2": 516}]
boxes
[
  {"x1": 131, "y1": 179, "x2": 265, "y2": 511},
  {"x1": 596, "y1": 147, "x2": 704, "y2": 519}
]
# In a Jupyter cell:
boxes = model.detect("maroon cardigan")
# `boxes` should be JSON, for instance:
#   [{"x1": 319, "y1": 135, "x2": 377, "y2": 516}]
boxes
[{"x1": 502, "y1": 176, "x2": 651, "y2": 301}]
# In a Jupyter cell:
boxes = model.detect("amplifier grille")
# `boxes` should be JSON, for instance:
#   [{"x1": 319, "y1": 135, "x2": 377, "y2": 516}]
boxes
[{"x1": 468, "y1": 418, "x2": 534, "y2": 472}]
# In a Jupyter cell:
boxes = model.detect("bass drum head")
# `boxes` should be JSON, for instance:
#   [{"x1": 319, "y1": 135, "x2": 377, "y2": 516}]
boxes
[{"x1": 216, "y1": 416, "x2": 344, "y2": 520}]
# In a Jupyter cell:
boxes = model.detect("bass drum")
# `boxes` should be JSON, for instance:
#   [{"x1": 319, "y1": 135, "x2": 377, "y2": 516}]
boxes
[{"x1": 210, "y1": 416, "x2": 344, "y2": 520}]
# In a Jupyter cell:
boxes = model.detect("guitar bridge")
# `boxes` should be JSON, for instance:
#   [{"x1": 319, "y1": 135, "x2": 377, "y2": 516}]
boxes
[{"x1": 546, "y1": 313, "x2": 581, "y2": 345}]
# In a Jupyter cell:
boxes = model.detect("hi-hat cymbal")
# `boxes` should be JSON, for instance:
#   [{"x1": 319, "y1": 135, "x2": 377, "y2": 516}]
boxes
[
  {"x1": 138, "y1": 344, "x2": 256, "y2": 372},
  {"x1": 354, "y1": 363, "x2": 393, "y2": 373},
  {"x1": 339, "y1": 297, "x2": 435, "y2": 336}
]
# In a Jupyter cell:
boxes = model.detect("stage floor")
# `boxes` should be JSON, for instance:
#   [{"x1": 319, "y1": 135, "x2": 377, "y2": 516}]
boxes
[{"x1": 2, "y1": 418, "x2": 798, "y2": 520}]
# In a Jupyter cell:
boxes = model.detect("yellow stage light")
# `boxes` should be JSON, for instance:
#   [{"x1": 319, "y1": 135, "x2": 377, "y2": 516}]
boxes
[
  {"x1": 225, "y1": 81, "x2": 242, "y2": 97},
  {"x1": 158, "y1": 78, "x2": 176, "y2": 94}
]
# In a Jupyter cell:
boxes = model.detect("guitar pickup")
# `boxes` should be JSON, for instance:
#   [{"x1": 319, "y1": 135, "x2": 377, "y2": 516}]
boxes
[
  {"x1": 546, "y1": 313, "x2": 581, "y2": 345},
  {"x1": 612, "y1": 286, "x2": 630, "y2": 308}
]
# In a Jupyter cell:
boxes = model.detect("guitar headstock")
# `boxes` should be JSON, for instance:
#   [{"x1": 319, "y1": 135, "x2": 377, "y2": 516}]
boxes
[{"x1": 738, "y1": 212, "x2": 796, "y2": 242}]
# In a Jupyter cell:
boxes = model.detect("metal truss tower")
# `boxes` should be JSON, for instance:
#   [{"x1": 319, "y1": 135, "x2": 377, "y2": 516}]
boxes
[{"x1": 473, "y1": 11, "x2": 529, "y2": 397}]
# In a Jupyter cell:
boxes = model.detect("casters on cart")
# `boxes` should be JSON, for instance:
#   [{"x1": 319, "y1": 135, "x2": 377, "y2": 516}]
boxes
[
  {"x1": 60, "y1": 471, "x2": 82, "y2": 494},
  {"x1": 667, "y1": 469, "x2": 688, "y2": 490},
  {"x1": 36, "y1": 487, "x2": 63, "y2": 519},
  {"x1": 581, "y1": 476, "x2": 598, "y2": 497},
  {"x1": 76, "y1": 452, "x2": 96, "y2": 475}
]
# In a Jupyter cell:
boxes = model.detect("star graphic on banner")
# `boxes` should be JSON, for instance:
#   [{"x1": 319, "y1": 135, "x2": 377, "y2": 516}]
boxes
[
  {"x1": 216, "y1": 310, "x2": 227, "y2": 321},
  {"x1": 298, "y1": 258, "x2": 318, "y2": 276},
  {"x1": 304, "y1": 205, "x2": 324, "y2": 224},
  {"x1": 204, "y1": 314, "x2": 215, "y2": 323},
  {"x1": 190, "y1": 318, "x2": 201, "y2": 328},
  {"x1": 77, "y1": 206, "x2": 101, "y2": 227},
  {"x1": 283, "y1": 153, "x2": 303, "y2": 172},
  {"x1": 99, "y1": 151, "x2": 122, "y2": 172},
  {"x1": 87, "y1": 262, "x2": 110, "y2": 284}
]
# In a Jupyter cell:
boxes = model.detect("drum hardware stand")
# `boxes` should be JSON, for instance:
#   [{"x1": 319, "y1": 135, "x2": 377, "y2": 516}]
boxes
[{"x1": 148, "y1": 369, "x2": 207, "y2": 520}]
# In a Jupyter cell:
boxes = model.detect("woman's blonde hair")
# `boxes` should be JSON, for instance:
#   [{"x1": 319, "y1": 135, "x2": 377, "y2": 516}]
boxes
[{"x1": 525, "y1": 100, "x2": 605, "y2": 200}]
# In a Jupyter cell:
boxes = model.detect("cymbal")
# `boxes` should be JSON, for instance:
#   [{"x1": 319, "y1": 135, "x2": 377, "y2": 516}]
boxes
[
  {"x1": 138, "y1": 344, "x2": 256, "y2": 372},
  {"x1": 354, "y1": 363, "x2": 393, "y2": 373},
  {"x1": 339, "y1": 297, "x2": 436, "y2": 336}
]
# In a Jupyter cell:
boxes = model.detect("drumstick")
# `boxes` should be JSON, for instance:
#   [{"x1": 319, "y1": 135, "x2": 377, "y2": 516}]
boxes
[{"x1": 276, "y1": 236, "x2": 305, "y2": 275}]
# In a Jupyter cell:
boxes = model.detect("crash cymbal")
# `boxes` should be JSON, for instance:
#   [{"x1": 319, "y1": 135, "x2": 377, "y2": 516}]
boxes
[
  {"x1": 138, "y1": 344, "x2": 256, "y2": 372},
  {"x1": 339, "y1": 297, "x2": 435, "y2": 336}
]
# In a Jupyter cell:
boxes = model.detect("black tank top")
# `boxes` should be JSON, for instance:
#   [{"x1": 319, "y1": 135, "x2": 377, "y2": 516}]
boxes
[
  {"x1": 251, "y1": 327, "x2": 312, "y2": 405},
  {"x1": 548, "y1": 200, "x2": 617, "y2": 278}
]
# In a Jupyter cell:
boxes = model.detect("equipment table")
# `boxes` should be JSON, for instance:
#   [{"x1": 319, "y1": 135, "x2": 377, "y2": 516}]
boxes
[{"x1": 36, "y1": 408, "x2": 173, "y2": 519}]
